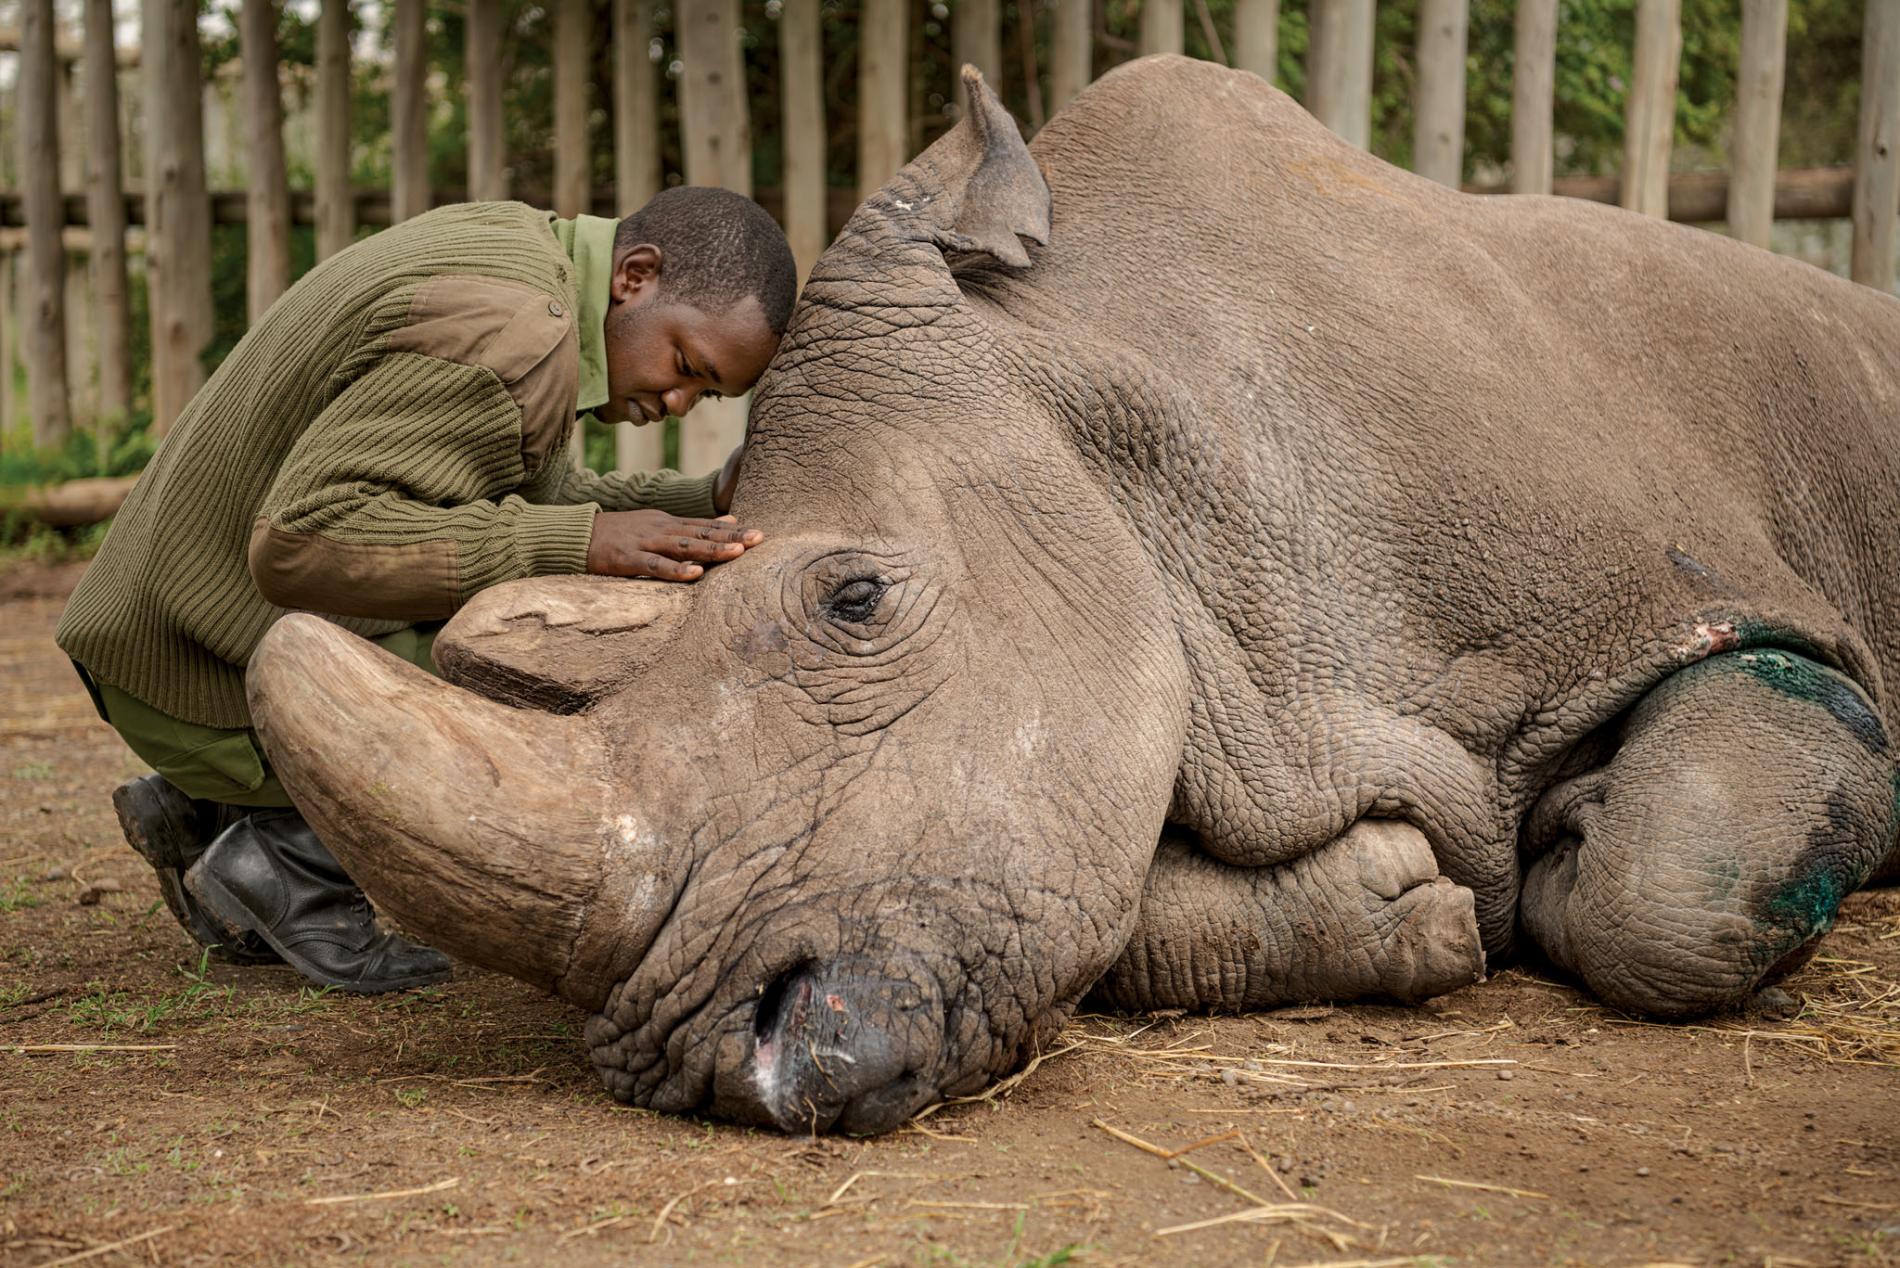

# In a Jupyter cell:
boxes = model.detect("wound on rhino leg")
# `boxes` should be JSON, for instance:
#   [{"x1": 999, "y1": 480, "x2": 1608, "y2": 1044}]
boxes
[{"x1": 1520, "y1": 650, "x2": 1894, "y2": 1016}]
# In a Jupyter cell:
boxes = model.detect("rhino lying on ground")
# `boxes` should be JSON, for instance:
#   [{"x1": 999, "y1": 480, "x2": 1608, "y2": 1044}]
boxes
[{"x1": 249, "y1": 56, "x2": 1900, "y2": 1134}]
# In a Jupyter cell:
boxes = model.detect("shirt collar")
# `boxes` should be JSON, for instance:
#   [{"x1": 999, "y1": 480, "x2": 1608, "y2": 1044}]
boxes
[{"x1": 549, "y1": 212, "x2": 620, "y2": 415}]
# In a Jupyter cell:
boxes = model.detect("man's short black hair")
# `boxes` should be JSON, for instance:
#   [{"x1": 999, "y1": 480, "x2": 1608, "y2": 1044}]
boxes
[{"x1": 615, "y1": 187, "x2": 798, "y2": 336}]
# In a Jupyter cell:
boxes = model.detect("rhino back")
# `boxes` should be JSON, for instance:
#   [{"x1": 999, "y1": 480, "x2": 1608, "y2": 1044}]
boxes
[{"x1": 986, "y1": 57, "x2": 1900, "y2": 947}]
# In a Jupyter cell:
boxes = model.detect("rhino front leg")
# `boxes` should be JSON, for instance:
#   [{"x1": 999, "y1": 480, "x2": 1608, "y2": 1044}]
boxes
[
  {"x1": 1521, "y1": 650, "x2": 1897, "y2": 1017},
  {"x1": 1094, "y1": 820, "x2": 1485, "y2": 1011}
]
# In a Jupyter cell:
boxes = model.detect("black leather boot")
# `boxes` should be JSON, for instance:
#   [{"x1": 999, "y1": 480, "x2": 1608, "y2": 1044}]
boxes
[
  {"x1": 112, "y1": 774, "x2": 279, "y2": 964},
  {"x1": 184, "y1": 810, "x2": 453, "y2": 994}
]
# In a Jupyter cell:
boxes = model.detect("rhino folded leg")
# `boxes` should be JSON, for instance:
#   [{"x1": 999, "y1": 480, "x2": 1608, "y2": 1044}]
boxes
[
  {"x1": 1092, "y1": 819, "x2": 1485, "y2": 1011},
  {"x1": 1521, "y1": 650, "x2": 1897, "y2": 1017}
]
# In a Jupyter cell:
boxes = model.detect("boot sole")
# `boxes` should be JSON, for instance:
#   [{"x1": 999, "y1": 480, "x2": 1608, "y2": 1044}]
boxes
[
  {"x1": 185, "y1": 865, "x2": 452, "y2": 995},
  {"x1": 113, "y1": 783, "x2": 282, "y2": 966}
]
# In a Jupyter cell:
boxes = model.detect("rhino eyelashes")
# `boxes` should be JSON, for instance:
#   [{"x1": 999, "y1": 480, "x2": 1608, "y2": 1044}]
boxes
[{"x1": 827, "y1": 577, "x2": 890, "y2": 625}]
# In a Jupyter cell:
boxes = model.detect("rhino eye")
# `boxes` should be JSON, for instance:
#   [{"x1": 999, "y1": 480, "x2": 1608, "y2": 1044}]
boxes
[{"x1": 827, "y1": 577, "x2": 888, "y2": 624}]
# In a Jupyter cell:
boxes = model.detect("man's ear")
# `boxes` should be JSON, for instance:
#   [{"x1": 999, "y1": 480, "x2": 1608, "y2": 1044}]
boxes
[{"x1": 610, "y1": 243, "x2": 663, "y2": 305}]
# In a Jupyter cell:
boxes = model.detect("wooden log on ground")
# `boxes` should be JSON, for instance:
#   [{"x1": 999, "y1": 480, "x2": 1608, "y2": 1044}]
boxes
[
  {"x1": 19, "y1": 0, "x2": 71, "y2": 448},
  {"x1": 554, "y1": 0, "x2": 591, "y2": 219},
  {"x1": 11, "y1": 474, "x2": 139, "y2": 526},
  {"x1": 1621, "y1": 0, "x2": 1680, "y2": 218},
  {"x1": 390, "y1": 0, "x2": 428, "y2": 223},
  {"x1": 1049, "y1": 0, "x2": 1091, "y2": 111},
  {"x1": 467, "y1": 0, "x2": 507, "y2": 202},
  {"x1": 858, "y1": 0, "x2": 908, "y2": 203},
  {"x1": 83, "y1": 0, "x2": 130, "y2": 422},
  {"x1": 1413, "y1": 0, "x2": 1467, "y2": 188},
  {"x1": 1853, "y1": 0, "x2": 1900, "y2": 290},
  {"x1": 142, "y1": 0, "x2": 215, "y2": 434},
  {"x1": 315, "y1": 0, "x2": 353, "y2": 258},
  {"x1": 242, "y1": 0, "x2": 291, "y2": 318},
  {"x1": 1139, "y1": 0, "x2": 1182, "y2": 57},
  {"x1": 1232, "y1": 0, "x2": 1277, "y2": 83},
  {"x1": 1305, "y1": 0, "x2": 1372, "y2": 150},
  {"x1": 954, "y1": 0, "x2": 1001, "y2": 86},
  {"x1": 1727, "y1": 0, "x2": 1786, "y2": 250},
  {"x1": 780, "y1": 0, "x2": 826, "y2": 283},
  {"x1": 1510, "y1": 0, "x2": 1556, "y2": 194}
]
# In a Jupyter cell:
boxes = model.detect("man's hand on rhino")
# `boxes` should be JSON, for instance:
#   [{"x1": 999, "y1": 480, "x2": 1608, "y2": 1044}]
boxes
[{"x1": 586, "y1": 510, "x2": 764, "y2": 582}]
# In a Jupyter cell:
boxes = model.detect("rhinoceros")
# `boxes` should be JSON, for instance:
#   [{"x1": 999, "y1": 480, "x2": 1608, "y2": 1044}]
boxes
[{"x1": 247, "y1": 56, "x2": 1900, "y2": 1134}]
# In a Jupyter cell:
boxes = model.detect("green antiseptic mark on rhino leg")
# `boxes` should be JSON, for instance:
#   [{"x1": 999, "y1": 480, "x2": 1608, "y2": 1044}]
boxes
[
  {"x1": 1763, "y1": 864, "x2": 1844, "y2": 939},
  {"x1": 1731, "y1": 650, "x2": 1889, "y2": 755}
]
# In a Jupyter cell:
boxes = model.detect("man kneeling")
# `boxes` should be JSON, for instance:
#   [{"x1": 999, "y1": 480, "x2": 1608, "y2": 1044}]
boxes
[{"x1": 57, "y1": 188, "x2": 796, "y2": 992}]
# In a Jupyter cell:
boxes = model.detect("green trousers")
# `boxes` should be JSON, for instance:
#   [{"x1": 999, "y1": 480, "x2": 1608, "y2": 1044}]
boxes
[{"x1": 77, "y1": 625, "x2": 440, "y2": 809}]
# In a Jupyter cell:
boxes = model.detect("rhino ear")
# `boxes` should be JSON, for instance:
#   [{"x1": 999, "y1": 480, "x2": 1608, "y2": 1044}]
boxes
[{"x1": 906, "y1": 66, "x2": 1051, "y2": 268}]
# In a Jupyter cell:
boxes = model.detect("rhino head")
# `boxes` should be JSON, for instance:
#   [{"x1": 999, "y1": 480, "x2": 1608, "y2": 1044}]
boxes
[{"x1": 249, "y1": 68, "x2": 1193, "y2": 1134}]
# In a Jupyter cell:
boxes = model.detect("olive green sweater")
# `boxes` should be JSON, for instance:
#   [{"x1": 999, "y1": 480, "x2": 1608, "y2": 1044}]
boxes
[{"x1": 57, "y1": 202, "x2": 715, "y2": 729}]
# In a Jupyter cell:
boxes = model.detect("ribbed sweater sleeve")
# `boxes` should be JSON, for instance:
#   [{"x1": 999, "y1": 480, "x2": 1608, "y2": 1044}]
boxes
[
  {"x1": 248, "y1": 352, "x2": 596, "y2": 620},
  {"x1": 526, "y1": 455, "x2": 721, "y2": 519}
]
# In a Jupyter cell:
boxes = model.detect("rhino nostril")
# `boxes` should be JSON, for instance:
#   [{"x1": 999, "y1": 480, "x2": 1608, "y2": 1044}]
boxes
[
  {"x1": 752, "y1": 961, "x2": 815, "y2": 1045},
  {"x1": 733, "y1": 958, "x2": 943, "y2": 1134}
]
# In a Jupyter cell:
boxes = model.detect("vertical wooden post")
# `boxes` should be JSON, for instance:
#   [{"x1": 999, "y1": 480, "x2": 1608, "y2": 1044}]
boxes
[
  {"x1": 143, "y1": 0, "x2": 213, "y2": 434},
  {"x1": 84, "y1": 0, "x2": 131, "y2": 424},
  {"x1": 858, "y1": 0, "x2": 908, "y2": 202},
  {"x1": 1413, "y1": 0, "x2": 1467, "y2": 187},
  {"x1": 390, "y1": 0, "x2": 429, "y2": 222},
  {"x1": 242, "y1": 0, "x2": 291, "y2": 318},
  {"x1": 467, "y1": 0, "x2": 507, "y2": 201},
  {"x1": 1305, "y1": 0, "x2": 1372, "y2": 149},
  {"x1": 19, "y1": 0, "x2": 70, "y2": 448},
  {"x1": 555, "y1": 0, "x2": 592, "y2": 218},
  {"x1": 676, "y1": 0, "x2": 753, "y2": 475},
  {"x1": 1139, "y1": 0, "x2": 1182, "y2": 57},
  {"x1": 1017, "y1": 0, "x2": 1046, "y2": 130},
  {"x1": 1510, "y1": 0, "x2": 1556, "y2": 194},
  {"x1": 1853, "y1": 0, "x2": 1900, "y2": 289},
  {"x1": 1621, "y1": 0, "x2": 1680, "y2": 218},
  {"x1": 316, "y1": 0, "x2": 353, "y2": 259},
  {"x1": 614, "y1": 0, "x2": 662, "y2": 213},
  {"x1": 677, "y1": 0, "x2": 753, "y2": 194},
  {"x1": 781, "y1": 0, "x2": 826, "y2": 283},
  {"x1": 954, "y1": 0, "x2": 1001, "y2": 83},
  {"x1": 1232, "y1": 0, "x2": 1277, "y2": 83},
  {"x1": 613, "y1": 0, "x2": 663, "y2": 475},
  {"x1": 1050, "y1": 0, "x2": 1091, "y2": 111},
  {"x1": 57, "y1": 20, "x2": 95, "y2": 429},
  {"x1": 1727, "y1": 0, "x2": 1786, "y2": 249},
  {"x1": 0, "y1": 254, "x2": 12, "y2": 442}
]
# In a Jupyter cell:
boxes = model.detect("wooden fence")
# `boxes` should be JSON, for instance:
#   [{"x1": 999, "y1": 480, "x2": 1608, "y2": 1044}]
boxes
[{"x1": 4, "y1": 0, "x2": 1900, "y2": 480}]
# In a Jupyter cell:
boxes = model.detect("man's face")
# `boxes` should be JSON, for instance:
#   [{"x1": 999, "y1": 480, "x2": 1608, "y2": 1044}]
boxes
[{"x1": 600, "y1": 244, "x2": 781, "y2": 427}]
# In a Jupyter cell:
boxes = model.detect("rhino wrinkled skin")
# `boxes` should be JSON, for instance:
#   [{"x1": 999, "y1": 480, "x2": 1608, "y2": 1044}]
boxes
[{"x1": 248, "y1": 57, "x2": 1900, "y2": 1135}]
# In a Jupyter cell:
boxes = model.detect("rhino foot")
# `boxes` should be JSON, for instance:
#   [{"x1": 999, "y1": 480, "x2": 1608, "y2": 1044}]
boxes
[{"x1": 1093, "y1": 819, "x2": 1485, "y2": 1011}]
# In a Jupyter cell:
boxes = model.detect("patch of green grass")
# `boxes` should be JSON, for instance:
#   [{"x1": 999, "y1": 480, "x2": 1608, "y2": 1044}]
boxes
[
  {"x1": 0, "y1": 877, "x2": 40, "y2": 914},
  {"x1": 0, "y1": 981, "x2": 30, "y2": 1007},
  {"x1": 394, "y1": 1087, "x2": 428, "y2": 1109},
  {"x1": 67, "y1": 951, "x2": 237, "y2": 1035},
  {"x1": 1018, "y1": 1248, "x2": 1088, "y2": 1268},
  {"x1": 10, "y1": 761, "x2": 53, "y2": 781}
]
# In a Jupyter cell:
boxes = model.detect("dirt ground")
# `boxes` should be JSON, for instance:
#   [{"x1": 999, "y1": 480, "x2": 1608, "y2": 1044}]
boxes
[{"x1": 3, "y1": 560, "x2": 1898, "y2": 1267}]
